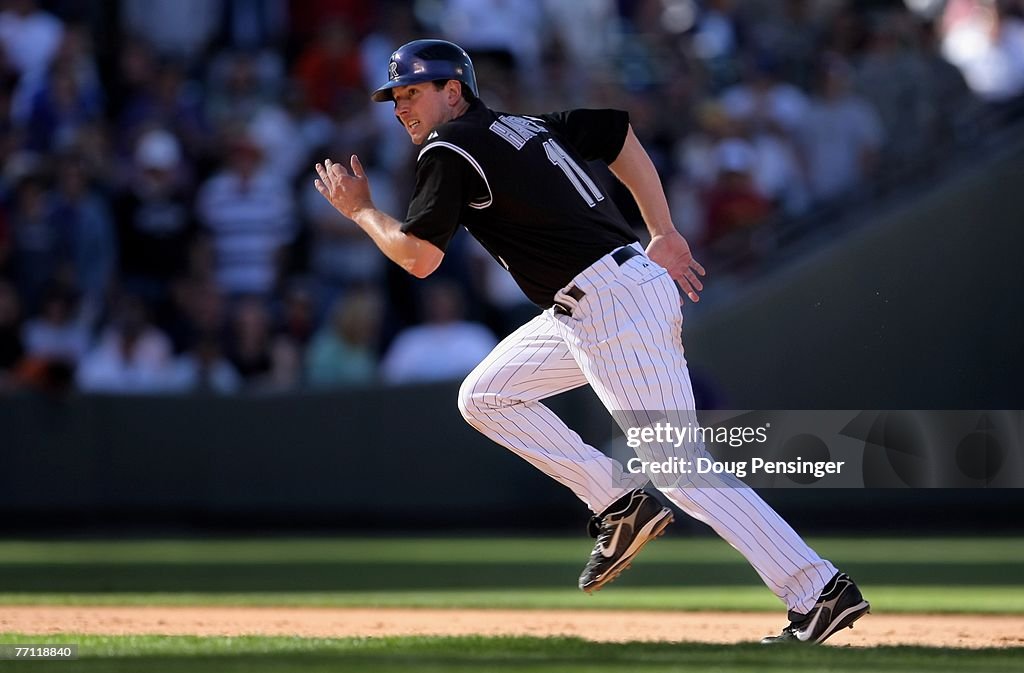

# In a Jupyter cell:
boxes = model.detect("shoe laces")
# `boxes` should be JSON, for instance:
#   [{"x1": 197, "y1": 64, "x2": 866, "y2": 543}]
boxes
[
  {"x1": 588, "y1": 490, "x2": 642, "y2": 539},
  {"x1": 782, "y1": 610, "x2": 811, "y2": 634}
]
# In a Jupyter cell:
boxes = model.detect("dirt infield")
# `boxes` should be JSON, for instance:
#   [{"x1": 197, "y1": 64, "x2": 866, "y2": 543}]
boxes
[{"x1": 2, "y1": 606, "x2": 1023, "y2": 648}]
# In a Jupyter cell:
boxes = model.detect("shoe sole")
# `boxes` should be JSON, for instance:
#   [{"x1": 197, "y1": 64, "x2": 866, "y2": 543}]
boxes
[
  {"x1": 814, "y1": 600, "x2": 871, "y2": 644},
  {"x1": 582, "y1": 508, "x2": 674, "y2": 594}
]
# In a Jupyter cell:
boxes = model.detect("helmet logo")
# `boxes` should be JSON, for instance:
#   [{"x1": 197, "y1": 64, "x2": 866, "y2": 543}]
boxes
[{"x1": 389, "y1": 61, "x2": 399, "y2": 80}]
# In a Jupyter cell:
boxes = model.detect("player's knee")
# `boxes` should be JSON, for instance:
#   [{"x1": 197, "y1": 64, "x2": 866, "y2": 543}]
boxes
[
  {"x1": 459, "y1": 369, "x2": 516, "y2": 426},
  {"x1": 457, "y1": 374, "x2": 483, "y2": 423}
]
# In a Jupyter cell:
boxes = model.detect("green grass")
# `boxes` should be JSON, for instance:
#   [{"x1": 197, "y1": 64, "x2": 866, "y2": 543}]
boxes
[
  {"x1": 1, "y1": 537, "x2": 1021, "y2": 671},
  {"x1": 1, "y1": 586, "x2": 1021, "y2": 613},
  {"x1": 0, "y1": 537, "x2": 1021, "y2": 614},
  {"x1": 1, "y1": 537, "x2": 1020, "y2": 564},
  {"x1": 0, "y1": 634, "x2": 1021, "y2": 673}
]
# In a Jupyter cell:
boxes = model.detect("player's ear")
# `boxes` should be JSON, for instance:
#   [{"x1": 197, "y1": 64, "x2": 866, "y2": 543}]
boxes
[{"x1": 448, "y1": 80, "x2": 462, "y2": 103}]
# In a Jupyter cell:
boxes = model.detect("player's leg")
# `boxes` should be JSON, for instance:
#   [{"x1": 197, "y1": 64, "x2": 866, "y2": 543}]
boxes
[
  {"x1": 458, "y1": 313, "x2": 644, "y2": 513},
  {"x1": 460, "y1": 311, "x2": 672, "y2": 593},
  {"x1": 558, "y1": 249, "x2": 839, "y2": 614}
]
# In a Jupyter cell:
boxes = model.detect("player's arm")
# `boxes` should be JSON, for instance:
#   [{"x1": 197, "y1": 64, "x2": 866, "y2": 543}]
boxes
[
  {"x1": 315, "y1": 156, "x2": 443, "y2": 278},
  {"x1": 608, "y1": 126, "x2": 705, "y2": 302}
]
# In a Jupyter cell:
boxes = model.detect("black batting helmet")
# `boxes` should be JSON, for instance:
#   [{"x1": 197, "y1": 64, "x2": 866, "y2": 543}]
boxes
[{"x1": 371, "y1": 39, "x2": 479, "y2": 103}]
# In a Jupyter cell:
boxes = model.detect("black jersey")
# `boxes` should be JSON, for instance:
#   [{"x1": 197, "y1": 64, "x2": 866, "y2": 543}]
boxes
[{"x1": 401, "y1": 100, "x2": 639, "y2": 307}]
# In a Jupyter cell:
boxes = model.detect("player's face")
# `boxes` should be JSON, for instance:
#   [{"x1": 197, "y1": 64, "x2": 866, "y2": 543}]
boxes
[{"x1": 392, "y1": 83, "x2": 454, "y2": 145}]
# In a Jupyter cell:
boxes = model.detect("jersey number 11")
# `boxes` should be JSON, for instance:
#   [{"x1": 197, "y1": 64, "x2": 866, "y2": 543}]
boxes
[{"x1": 542, "y1": 140, "x2": 605, "y2": 207}]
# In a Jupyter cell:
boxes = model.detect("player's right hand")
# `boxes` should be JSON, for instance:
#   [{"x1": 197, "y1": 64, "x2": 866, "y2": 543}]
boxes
[{"x1": 314, "y1": 155, "x2": 373, "y2": 220}]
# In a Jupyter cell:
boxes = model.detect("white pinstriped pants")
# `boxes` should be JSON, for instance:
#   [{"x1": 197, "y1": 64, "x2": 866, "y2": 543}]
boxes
[{"x1": 458, "y1": 244, "x2": 838, "y2": 613}]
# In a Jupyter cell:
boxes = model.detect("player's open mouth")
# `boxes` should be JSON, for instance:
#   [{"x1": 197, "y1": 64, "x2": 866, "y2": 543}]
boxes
[{"x1": 408, "y1": 121, "x2": 420, "y2": 130}]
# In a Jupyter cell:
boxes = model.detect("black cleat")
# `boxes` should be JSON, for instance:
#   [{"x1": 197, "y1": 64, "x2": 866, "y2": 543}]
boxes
[
  {"x1": 761, "y1": 572, "x2": 870, "y2": 645},
  {"x1": 578, "y1": 489, "x2": 673, "y2": 593}
]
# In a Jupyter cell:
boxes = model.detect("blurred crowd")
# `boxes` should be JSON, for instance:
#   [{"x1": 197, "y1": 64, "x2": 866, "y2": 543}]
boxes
[{"x1": 0, "y1": 0, "x2": 1019, "y2": 395}]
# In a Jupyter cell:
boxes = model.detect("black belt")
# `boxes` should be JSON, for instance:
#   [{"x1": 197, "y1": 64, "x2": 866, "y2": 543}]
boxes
[
  {"x1": 555, "y1": 245, "x2": 643, "y2": 315},
  {"x1": 611, "y1": 244, "x2": 642, "y2": 266}
]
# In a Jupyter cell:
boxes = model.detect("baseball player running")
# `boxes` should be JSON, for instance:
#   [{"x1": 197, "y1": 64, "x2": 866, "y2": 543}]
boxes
[{"x1": 314, "y1": 39, "x2": 869, "y2": 644}]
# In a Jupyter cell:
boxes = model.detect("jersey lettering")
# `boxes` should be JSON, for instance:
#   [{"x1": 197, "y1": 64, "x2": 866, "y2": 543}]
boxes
[
  {"x1": 489, "y1": 119, "x2": 526, "y2": 149},
  {"x1": 542, "y1": 139, "x2": 605, "y2": 207},
  {"x1": 489, "y1": 115, "x2": 546, "y2": 149},
  {"x1": 502, "y1": 115, "x2": 545, "y2": 140},
  {"x1": 489, "y1": 116, "x2": 605, "y2": 207}
]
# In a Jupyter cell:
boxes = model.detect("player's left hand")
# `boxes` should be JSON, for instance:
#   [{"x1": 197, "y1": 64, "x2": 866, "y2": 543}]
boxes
[
  {"x1": 314, "y1": 155, "x2": 373, "y2": 220},
  {"x1": 646, "y1": 231, "x2": 706, "y2": 303}
]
